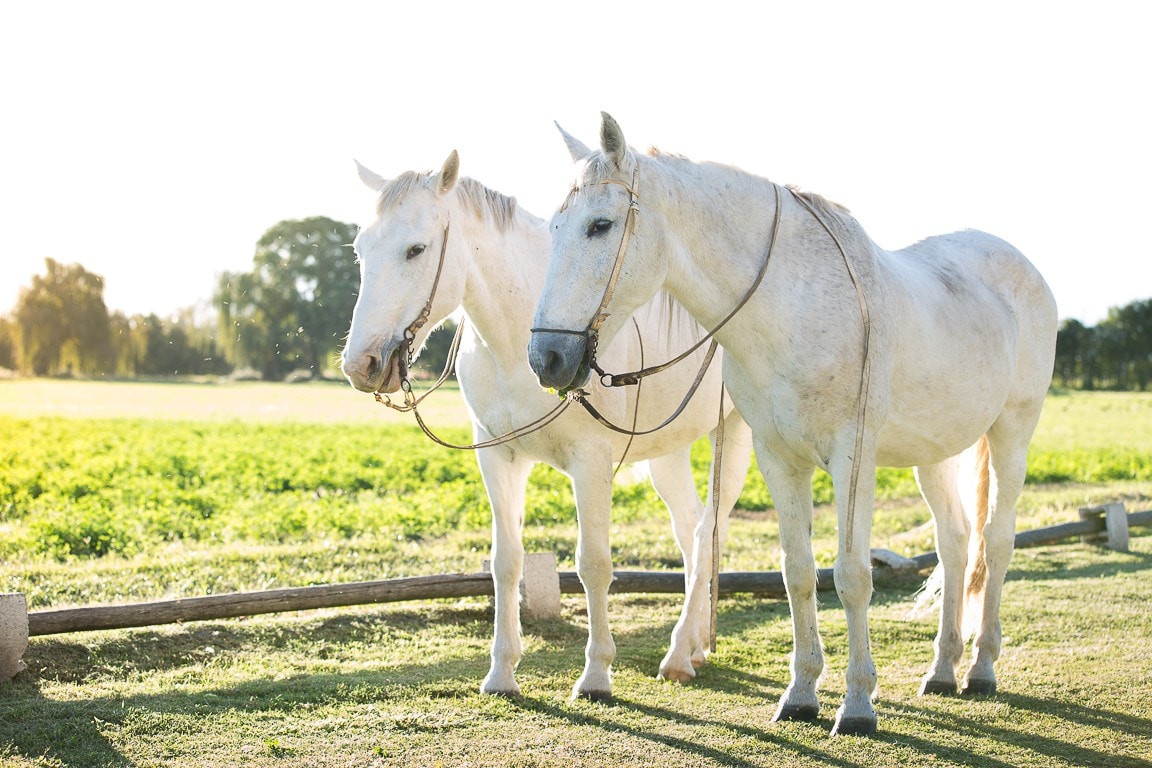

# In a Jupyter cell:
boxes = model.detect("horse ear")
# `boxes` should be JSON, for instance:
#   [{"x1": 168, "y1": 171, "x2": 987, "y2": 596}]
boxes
[
  {"x1": 356, "y1": 160, "x2": 387, "y2": 192},
  {"x1": 599, "y1": 112, "x2": 627, "y2": 167},
  {"x1": 437, "y1": 150, "x2": 460, "y2": 195},
  {"x1": 555, "y1": 121, "x2": 592, "y2": 161}
]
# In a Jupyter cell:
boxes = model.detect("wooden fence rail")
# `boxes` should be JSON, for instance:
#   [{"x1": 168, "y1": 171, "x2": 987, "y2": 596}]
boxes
[{"x1": 15, "y1": 505, "x2": 1148, "y2": 640}]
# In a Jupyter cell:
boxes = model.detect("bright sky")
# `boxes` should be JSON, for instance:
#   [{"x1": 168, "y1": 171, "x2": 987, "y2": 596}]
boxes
[{"x1": 2, "y1": 1, "x2": 1148, "y2": 325}]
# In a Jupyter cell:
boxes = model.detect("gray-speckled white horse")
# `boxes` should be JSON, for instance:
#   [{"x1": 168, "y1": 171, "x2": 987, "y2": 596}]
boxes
[
  {"x1": 529, "y1": 114, "x2": 1057, "y2": 735},
  {"x1": 342, "y1": 151, "x2": 752, "y2": 699}
]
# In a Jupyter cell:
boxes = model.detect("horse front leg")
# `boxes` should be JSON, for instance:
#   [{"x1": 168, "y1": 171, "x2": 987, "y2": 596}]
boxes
[
  {"x1": 829, "y1": 441, "x2": 879, "y2": 736},
  {"x1": 759, "y1": 453, "x2": 823, "y2": 723},
  {"x1": 475, "y1": 445, "x2": 533, "y2": 697},
  {"x1": 569, "y1": 451, "x2": 616, "y2": 700}
]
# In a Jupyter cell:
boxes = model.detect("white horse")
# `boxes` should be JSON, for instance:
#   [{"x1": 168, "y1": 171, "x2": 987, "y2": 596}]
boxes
[
  {"x1": 528, "y1": 114, "x2": 1057, "y2": 735},
  {"x1": 341, "y1": 150, "x2": 753, "y2": 699}
]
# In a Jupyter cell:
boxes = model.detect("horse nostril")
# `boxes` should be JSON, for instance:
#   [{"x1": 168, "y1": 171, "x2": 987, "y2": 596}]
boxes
[
  {"x1": 365, "y1": 354, "x2": 380, "y2": 379},
  {"x1": 544, "y1": 350, "x2": 563, "y2": 380}
]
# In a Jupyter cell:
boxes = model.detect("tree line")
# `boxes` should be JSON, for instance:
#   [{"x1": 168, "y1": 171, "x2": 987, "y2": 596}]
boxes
[
  {"x1": 1053, "y1": 300, "x2": 1152, "y2": 391},
  {"x1": 1, "y1": 214, "x2": 1148, "y2": 389},
  {"x1": 0, "y1": 216, "x2": 457, "y2": 382}
]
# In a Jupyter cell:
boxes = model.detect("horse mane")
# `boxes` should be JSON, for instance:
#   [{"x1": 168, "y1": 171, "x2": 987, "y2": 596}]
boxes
[
  {"x1": 375, "y1": 172, "x2": 521, "y2": 232},
  {"x1": 374, "y1": 171, "x2": 426, "y2": 217},
  {"x1": 457, "y1": 177, "x2": 520, "y2": 231},
  {"x1": 654, "y1": 290, "x2": 701, "y2": 343},
  {"x1": 786, "y1": 185, "x2": 851, "y2": 216},
  {"x1": 642, "y1": 147, "x2": 853, "y2": 220}
]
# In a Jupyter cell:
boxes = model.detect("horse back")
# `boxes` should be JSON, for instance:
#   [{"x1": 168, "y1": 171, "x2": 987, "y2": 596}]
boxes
[
  {"x1": 883, "y1": 229, "x2": 1057, "y2": 357},
  {"x1": 870, "y1": 230, "x2": 1057, "y2": 461}
]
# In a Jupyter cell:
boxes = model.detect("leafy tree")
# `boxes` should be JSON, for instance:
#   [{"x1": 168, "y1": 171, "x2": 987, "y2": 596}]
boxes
[
  {"x1": 112, "y1": 311, "x2": 231, "y2": 378},
  {"x1": 1055, "y1": 298, "x2": 1152, "y2": 391},
  {"x1": 1097, "y1": 299, "x2": 1152, "y2": 390},
  {"x1": 0, "y1": 317, "x2": 16, "y2": 371},
  {"x1": 216, "y1": 217, "x2": 359, "y2": 380},
  {"x1": 13, "y1": 259, "x2": 111, "y2": 376},
  {"x1": 1054, "y1": 318, "x2": 1095, "y2": 389}
]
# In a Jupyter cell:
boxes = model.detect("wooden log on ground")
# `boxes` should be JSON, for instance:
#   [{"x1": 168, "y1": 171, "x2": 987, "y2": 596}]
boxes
[
  {"x1": 561, "y1": 568, "x2": 834, "y2": 598},
  {"x1": 28, "y1": 573, "x2": 496, "y2": 637},
  {"x1": 25, "y1": 509, "x2": 1152, "y2": 638}
]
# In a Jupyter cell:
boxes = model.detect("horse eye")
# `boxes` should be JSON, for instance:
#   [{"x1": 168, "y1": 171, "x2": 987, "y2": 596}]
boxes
[
  {"x1": 406, "y1": 244, "x2": 426, "y2": 260},
  {"x1": 586, "y1": 218, "x2": 613, "y2": 237}
]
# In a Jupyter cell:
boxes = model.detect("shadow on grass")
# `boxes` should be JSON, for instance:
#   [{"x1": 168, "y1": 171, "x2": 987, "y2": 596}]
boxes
[
  {"x1": 508, "y1": 692, "x2": 867, "y2": 768},
  {"x1": 888, "y1": 693, "x2": 1152, "y2": 768},
  {"x1": 2, "y1": 599, "x2": 786, "y2": 765},
  {"x1": 4, "y1": 604, "x2": 495, "y2": 765},
  {"x1": 1005, "y1": 545, "x2": 1152, "y2": 583}
]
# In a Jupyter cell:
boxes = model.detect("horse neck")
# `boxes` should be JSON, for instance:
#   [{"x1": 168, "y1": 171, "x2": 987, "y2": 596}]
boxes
[
  {"x1": 647, "y1": 158, "x2": 788, "y2": 331},
  {"x1": 453, "y1": 203, "x2": 550, "y2": 364}
]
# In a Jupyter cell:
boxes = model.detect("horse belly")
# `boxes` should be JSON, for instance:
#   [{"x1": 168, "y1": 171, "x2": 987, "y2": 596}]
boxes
[{"x1": 876, "y1": 312, "x2": 1017, "y2": 467}]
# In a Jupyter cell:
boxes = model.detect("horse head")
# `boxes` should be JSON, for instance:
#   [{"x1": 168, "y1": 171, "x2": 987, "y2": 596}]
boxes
[
  {"x1": 528, "y1": 113, "x2": 666, "y2": 391},
  {"x1": 341, "y1": 151, "x2": 466, "y2": 393}
]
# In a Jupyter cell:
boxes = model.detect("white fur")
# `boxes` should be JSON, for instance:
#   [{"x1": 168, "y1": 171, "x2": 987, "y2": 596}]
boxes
[
  {"x1": 341, "y1": 151, "x2": 753, "y2": 698},
  {"x1": 529, "y1": 114, "x2": 1058, "y2": 734}
]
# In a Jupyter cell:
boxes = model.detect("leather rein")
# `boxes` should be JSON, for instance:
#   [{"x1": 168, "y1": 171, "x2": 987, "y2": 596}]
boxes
[
  {"x1": 530, "y1": 170, "x2": 783, "y2": 438},
  {"x1": 372, "y1": 171, "x2": 781, "y2": 449},
  {"x1": 373, "y1": 220, "x2": 580, "y2": 450}
]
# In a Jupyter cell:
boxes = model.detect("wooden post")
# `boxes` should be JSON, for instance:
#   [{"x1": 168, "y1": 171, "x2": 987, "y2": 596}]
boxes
[
  {"x1": 0, "y1": 593, "x2": 28, "y2": 681},
  {"x1": 1078, "y1": 502, "x2": 1129, "y2": 552},
  {"x1": 520, "y1": 553, "x2": 561, "y2": 620},
  {"x1": 482, "y1": 553, "x2": 561, "y2": 621},
  {"x1": 1103, "y1": 502, "x2": 1130, "y2": 551}
]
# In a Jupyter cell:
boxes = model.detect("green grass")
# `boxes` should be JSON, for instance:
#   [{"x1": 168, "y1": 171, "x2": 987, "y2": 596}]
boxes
[
  {"x1": 3, "y1": 387, "x2": 1150, "y2": 576},
  {"x1": 3, "y1": 538, "x2": 1150, "y2": 767},
  {"x1": 1, "y1": 382, "x2": 1151, "y2": 766}
]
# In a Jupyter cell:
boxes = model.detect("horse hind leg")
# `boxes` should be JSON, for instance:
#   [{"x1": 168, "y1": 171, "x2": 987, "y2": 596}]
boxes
[
  {"x1": 913, "y1": 451, "x2": 975, "y2": 696},
  {"x1": 964, "y1": 413, "x2": 1039, "y2": 696}
]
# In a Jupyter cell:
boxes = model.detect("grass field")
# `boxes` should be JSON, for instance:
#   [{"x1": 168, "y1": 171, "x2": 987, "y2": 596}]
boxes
[{"x1": 1, "y1": 380, "x2": 1151, "y2": 767}]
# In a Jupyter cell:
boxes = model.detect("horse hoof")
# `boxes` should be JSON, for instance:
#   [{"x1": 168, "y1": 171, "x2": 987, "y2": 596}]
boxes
[
  {"x1": 481, "y1": 687, "x2": 521, "y2": 699},
  {"x1": 773, "y1": 703, "x2": 819, "y2": 722},
  {"x1": 962, "y1": 679, "x2": 997, "y2": 696},
  {"x1": 831, "y1": 716, "x2": 877, "y2": 737},
  {"x1": 480, "y1": 679, "x2": 521, "y2": 697},
  {"x1": 574, "y1": 689, "x2": 613, "y2": 703},
  {"x1": 658, "y1": 666, "x2": 696, "y2": 683},
  {"x1": 919, "y1": 679, "x2": 958, "y2": 696}
]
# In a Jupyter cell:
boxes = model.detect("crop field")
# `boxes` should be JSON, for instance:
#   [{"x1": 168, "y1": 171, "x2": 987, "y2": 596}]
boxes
[{"x1": 1, "y1": 380, "x2": 1151, "y2": 767}]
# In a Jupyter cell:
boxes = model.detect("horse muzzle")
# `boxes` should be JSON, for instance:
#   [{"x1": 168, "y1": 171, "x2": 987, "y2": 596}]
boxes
[
  {"x1": 343, "y1": 340, "x2": 403, "y2": 394},
  {"x1": 527, "y1": 330, "x2": 591, "y2": 391}
]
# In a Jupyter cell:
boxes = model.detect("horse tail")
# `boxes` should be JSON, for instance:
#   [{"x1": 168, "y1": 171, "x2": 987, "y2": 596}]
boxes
[
  {"x1": 962, "y1": 433, "x2": 991, "y2": 639},
  {"x1": 910, "y1": 434, "x2": 991, "y2": 628}
]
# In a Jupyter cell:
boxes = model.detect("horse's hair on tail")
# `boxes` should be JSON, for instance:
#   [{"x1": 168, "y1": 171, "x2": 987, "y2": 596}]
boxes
[
  {"x1": 963, "y1": 434, "x2": 991, "y2": 639},
  {"x1": 910, "y1": 434, "x2": 991, "y2": 641}
]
